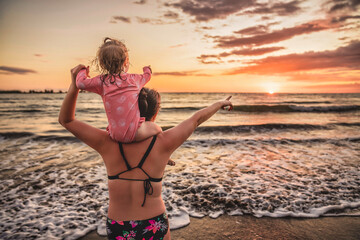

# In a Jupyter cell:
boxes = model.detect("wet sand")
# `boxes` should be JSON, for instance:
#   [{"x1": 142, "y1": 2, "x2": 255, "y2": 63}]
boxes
[{"x1": 78, "y1": 215, "x2": 360, "y2": 240}]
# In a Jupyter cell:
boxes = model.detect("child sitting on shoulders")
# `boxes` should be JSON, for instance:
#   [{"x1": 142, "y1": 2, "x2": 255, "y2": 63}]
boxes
[{"x1": 76, "y1": 37, "x2": 162, "y2": 143}]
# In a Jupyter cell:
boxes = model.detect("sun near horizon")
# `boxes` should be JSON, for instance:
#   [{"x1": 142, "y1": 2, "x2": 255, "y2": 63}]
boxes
[{"x1": 0, "y1": 0, "x2": 359, "y2": 93}]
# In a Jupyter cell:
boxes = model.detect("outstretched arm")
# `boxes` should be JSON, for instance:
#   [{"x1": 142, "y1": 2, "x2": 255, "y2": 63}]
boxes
[
  {"x1": 142, "y1": 65, "x2": 152, "y2": 82},
  {"x1": 136, "y1": 66, "x2": 152, "y2": 88},
  {"x1": 192, "y1": 96, "x2": 233, "y2": 127},
  {"x1": 160, "y1": 96, "x2": 233, "y2": 154},
  {"x1": 76, "y1": 66, "x2": 103, "y2": 95},
  {"x1": 59, "y1": 65, "x2": 108, "y2": 153}
]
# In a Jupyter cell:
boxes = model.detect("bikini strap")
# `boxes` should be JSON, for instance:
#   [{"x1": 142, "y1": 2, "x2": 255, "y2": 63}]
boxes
[
  {"x1": 137, "y1": 135, "x2": 157, "y2": 168},
  {"x1": 118, "y1": 142, "x2": 131, "y2": 170}
]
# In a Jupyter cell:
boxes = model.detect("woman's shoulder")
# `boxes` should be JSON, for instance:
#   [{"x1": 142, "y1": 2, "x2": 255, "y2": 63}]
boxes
[
  {"x1": 153, "y1": 132, "x2": 176, "y2": 153},
  {"x1": 155, "y1": 132, "x2": 167, "y2": 142},
  {"x1": 155, "y1": 117, "x2": 198, "y2": 155},
  {"x1": 102, "y1": 133, "x2": 168, "y2": 153}
]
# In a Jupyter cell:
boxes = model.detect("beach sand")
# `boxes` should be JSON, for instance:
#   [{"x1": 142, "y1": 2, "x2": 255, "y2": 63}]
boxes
[{"x1": 78, "y1": 215, "x2": 360, "y2": 240}]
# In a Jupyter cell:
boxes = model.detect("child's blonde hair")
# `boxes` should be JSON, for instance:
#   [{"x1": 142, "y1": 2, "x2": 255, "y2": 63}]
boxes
[{"x1": 93, "y1": 37, "x2": 129, "y2": 84}]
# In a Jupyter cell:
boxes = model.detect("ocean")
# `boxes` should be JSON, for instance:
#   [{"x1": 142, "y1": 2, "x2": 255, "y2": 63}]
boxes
[{"x1": 0, "y1": 92, "x2": 359, "y2": 239}]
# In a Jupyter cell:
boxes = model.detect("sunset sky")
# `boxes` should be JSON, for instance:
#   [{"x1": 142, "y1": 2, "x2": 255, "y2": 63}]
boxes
[{"x1": 0, "y1": 0, "x2": 359, "y2": 93}]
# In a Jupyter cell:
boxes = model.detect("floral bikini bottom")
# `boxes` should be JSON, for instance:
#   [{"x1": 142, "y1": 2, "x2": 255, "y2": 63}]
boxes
[{"x1": 106, "y1": 212, "x2": 169, "y2": 240}]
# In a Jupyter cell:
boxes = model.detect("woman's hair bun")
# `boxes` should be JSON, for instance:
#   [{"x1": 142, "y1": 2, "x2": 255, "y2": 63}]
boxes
[
  {"x1": 139, "y1": 88, "x2": 148, "y2": 100},
  {"x1": 138, "y1": 88, "x2": 160, "y2": 121},
  {"x1": 138, "y1": 88, "x2": 148, "y2": 116}
]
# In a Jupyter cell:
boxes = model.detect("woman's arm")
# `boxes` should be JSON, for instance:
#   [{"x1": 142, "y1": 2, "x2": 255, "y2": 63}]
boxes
[
  {"x1": 160, "y1": 96, "x2": 233, "y2": 154},
  {"x1": 59, "y1": 65, "x2": 108, "y2": 153},
  {"x1": 58, "y1": 65, "x2": 82, "y2": 125}
]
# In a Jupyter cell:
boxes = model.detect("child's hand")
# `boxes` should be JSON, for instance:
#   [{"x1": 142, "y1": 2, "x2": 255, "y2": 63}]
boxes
[
  {"x1": 85, "y1": 66, "x2": 90, "y2": 77},
  {"x1": 145, "y1": 65, "x2": 152, "y2": 74}
]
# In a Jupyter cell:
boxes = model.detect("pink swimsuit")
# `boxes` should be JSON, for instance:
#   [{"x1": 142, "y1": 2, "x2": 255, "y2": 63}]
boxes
[{"x1": 76, "y1": 67, "x2": 152, "y2": 143}]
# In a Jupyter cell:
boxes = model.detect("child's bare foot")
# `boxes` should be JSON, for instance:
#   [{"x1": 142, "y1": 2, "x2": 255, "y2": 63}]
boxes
[{"x1": 167, "y1": 159, "x2": 176, "y2": 166}]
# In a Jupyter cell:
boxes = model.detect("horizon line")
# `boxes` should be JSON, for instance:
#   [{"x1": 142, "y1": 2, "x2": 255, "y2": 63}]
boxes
[{"x1": 0, "y1": 89, "x2": 359, "y2": 94}]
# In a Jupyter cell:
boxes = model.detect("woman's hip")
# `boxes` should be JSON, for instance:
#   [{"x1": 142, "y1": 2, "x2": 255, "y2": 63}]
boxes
[{"x1": 106, "y1": 212, "x2": 169, "y2": 240}]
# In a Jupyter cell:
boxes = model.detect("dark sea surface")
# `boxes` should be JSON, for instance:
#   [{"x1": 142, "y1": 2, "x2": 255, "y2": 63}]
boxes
[{"x1": 0, "y1": 92, "x2": 359, "y2": 239}]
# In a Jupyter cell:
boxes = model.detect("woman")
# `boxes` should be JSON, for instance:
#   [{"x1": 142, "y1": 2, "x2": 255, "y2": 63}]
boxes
[{"x1": 59, "y1": 65, "x2": 233, "y2": 240}]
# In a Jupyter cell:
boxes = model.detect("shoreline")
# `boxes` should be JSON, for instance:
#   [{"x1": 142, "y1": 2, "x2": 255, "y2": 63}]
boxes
[{"x1": 78, "y1": 215, "x2": 360, "y2": 240}]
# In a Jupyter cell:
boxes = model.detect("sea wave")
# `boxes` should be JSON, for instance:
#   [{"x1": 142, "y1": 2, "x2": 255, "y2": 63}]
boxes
[
  {"x1": 1, "y1": 131, "x2": 359, "y2": 146},
  {"x1": 32, "y1": 135, "x2": 80, "y2": 142},
  {"x1": 0, "y1": 132, "x2": 79, "y2": 142},
  {"x1": 161, "y1": 106, "x2": 204, "y2": 111},
  {"x1": 0, "y1": 131, "x2": 35, "y2": 138},
  {"x1": 2, "y1": 104, "x2": 359, "y2": 115},
  {"x1": 234, "y1": 104, "x2": 360, "y2": 113},
  {"x1": 194, "y1": 123, "x2": 330, "y2": 133},
  {"x1": 182, "y1": 136, "x2": 360, "y2": 147},
  {"x1": 283, "y1": 101, "x2": 332, "y2": 104},
  {"x1": 262, "y1": 101, "x2": 333, "y2": 105},
  {"x1": 76, "y1": 108, "x2": 105, "y2": 114},
  {"x1": 0, "y1": 109, "x2": 43, "y2": 113},
  {"x1": 1, "y1": 122, "x2": 359, "y2": 140},
  {"x1": 162, "y1": 104, "x2": 360, "y2": 113},
  {"x1": 163, "y1": 122, "x2": 360, "y2": 132}
]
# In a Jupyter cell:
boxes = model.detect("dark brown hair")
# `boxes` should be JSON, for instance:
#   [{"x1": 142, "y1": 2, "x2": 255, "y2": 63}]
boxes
[
  {"x1": 93, "y1": 37, "x2": 129, "y2": 84},
  {"x1": 138, "y1": 88, "x2": 161, "y2": 121}
]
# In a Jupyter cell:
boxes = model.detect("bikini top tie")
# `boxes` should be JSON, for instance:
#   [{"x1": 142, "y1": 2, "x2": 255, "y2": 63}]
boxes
[{"x1": 107, "y1": 135, "x2": 162, "y2": 207}]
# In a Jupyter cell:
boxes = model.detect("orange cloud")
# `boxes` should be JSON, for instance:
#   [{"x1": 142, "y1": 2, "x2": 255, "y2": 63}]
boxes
[
  {"x1": 167, "y1": 0, "x2": 303, "y2": 22},
  {"x1": 326, "y1": 0, "x2": 360, "y2": 13},
  {"x1": 303, "y1": 82, "x2": 360, "y2": 93},
  {"x1": 197, "y1": 46, "x2": 285, "y2": 64},
  {"x1": 224, "y1": 40, "x2": 360, "y2": 75},
  {"x1": 287, "y1": 71, "x2": 360, "y2": 82},
  {"x1": 0, "y1": 66, "x2": 37, "y2": 75},
  {"x1": 243, "y1": 0, "x2": 302, "y2": 16},
  {"x1": 154, "y1": 70, "x2": 211, "y2": 77},
  {"x1": 214, "y1": 21, "x2": 329, "y2": 48},
  {"x1": 133, "y1": 0, "x2": 147, "y2": 4},
  {"x1": 167, "y1": 0, "x2": 256, "y2": 21},
  {"x1": 111, "y1": 16, "x2": 131, "y2": 23}
]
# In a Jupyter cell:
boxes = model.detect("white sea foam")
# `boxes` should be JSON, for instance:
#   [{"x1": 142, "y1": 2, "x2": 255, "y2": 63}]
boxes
[
  {"x1": 253, "y1": 201, "x2": 360, "y2": 218},
  {"x1": 96, "y1": 219, "x2": 107, "y2": 236},
  {"x1": 189, "y1": 211, "x2": 206, "y2": 218},
  {"x1": 209, "y1": 210, "x2": 224, "y2": 219},
  {"x1": 168, "y1": 208, "x2": 190, "y2": 230}
]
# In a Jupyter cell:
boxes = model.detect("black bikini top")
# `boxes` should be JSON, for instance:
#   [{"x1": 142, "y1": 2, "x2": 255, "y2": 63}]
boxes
[{"x1": 107, "y1": 135, "x2": 162, "y2": 207}]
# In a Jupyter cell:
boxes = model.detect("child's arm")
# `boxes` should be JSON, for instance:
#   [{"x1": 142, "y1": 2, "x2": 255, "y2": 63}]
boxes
[
  {"x1": 142, "y1": 65, "x2": 152, "y2": 83},
  {"x1": 134, "y1": 121, "x2": 162, "y2": 142},
  {"x1": 76, "y1": 66, "x2": 102, "y2": 95},
  {"x1": 133, "y1": 66, "x2": 152, "y2": 89}
]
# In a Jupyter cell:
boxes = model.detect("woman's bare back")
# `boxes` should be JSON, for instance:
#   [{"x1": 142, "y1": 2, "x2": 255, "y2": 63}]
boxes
[{"x1": 102, "y1": 134, "x2": 169, "y2": 221}]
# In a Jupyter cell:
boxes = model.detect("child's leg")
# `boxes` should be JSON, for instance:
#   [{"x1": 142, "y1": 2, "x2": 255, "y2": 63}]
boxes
[{"x1": 134, "y1": 122, "x2": 162, "y2": 142}]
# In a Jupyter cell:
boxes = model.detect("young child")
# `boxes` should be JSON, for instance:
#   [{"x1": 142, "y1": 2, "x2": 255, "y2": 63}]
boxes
[{"x1": 76, "y1": 37, "x2": 162, "y2": 143}]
